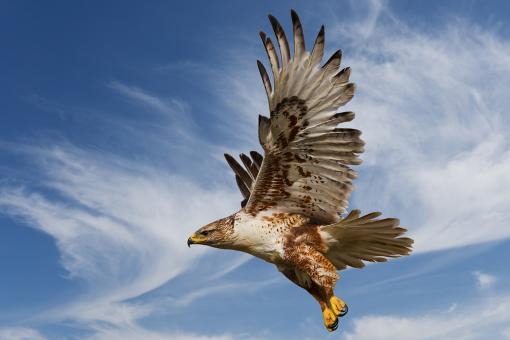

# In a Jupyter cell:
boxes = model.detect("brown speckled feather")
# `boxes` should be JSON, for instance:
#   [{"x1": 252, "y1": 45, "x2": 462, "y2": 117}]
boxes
[{"x1": 243, "y1": 11, "x2": 361, "y2": 224}]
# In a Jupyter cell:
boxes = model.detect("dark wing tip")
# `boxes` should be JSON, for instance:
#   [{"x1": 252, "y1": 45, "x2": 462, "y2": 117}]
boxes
[
  {"x1": 257, "y1": 60, "x2": 272, "y2": 96},
  {"x1": 322, "y1": 49, "x2": 342, "y2": 70},
  {"x1": 330, "y1": 49, "x2": 342, "y2": 60},
  {"x1": 241, "y1": 198, "x2": 248, "y2": 208},
  {"x1": 290, "y1": 9, "x2": 299, "y2": 22},
  {"x1": 336, "y1": 111, "x2": 355, "y2": 122},
  {"x1": 290, "y1": 9, "x2": 305, "y2": 56},
  {"x1": 235, "y1": 175, "x2": 250, "y2": 200},
  {"x1": 347, "y1": 82, "x2": 357, "y2": 94},
  {"x1": 268, "y1": 13, "x2": 277, "y2": 25},
  {"x1": 250, "y1": 150, "x2": 263, "y2": 158},
  {"x1": 250, "y1": 150, "x2": 263, "y2": 164},
  {"x1": 268, "y1": 14, "x2": 284, "y2": 35},
  {"x1": 240, "y1": 153, "x2": 252, "y2": 165},
  {"x1": 317, "y1": 25, "x2": 325, "y2": 45},
  {"x1": 259, "y1": 114, "x2": 270, "y2": 126},
  {"x1": 224, "y1": 153, "x2": 241, "y2": 171}
]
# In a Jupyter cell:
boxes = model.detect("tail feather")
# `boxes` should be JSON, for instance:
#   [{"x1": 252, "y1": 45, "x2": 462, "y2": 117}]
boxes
[{"x1": 320, "y1": 209, "x2": 414, "y2": 270}]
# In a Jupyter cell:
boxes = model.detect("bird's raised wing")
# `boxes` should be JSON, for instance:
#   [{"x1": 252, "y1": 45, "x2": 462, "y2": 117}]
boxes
[
  {"x1": 244, "y1": 10, "x2": 364, "y2": 224},
  {"x1": 224, "y1": 151, "x2": 263, "y2": 207}
]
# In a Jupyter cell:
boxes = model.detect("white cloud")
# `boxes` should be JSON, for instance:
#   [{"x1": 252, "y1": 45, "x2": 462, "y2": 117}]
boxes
[
  {"x1": 0, "y1": 144, "x2": 242, "y2": 334},
  {"x1": 87, "y1": 328, "x2": 235, "y2": 340},
  {"x1": 106, "y1": 80, "x2": 200, "y2": 145},
  {"x1": 503, "y1": 326, "x2": 510, "y2": 339},
  {"x1": 0, "y1": 328, "x2": 47, "y2": 340},
  {"x1": 0, "y1": 60, "x2": 261, "y2": 337},
  {"x1": 344, "y1": 295, "x2": 510, "y2": 340},
  {"x1": 326, "y1": 5, "x2": 510, "y2": 253},
  {"x1": 473, "y1": 271, "x2": 496, "y2": 289},
  {"x1": 0, "y1": 145, "x2": 237, "y2": 290},
  {"x1": 206, "y1": 253, "x2": 252, "y2": 281},
  {"x1": 201, "y1": 51, "x2": 265, "y2": 150},
  {"x1": 447, "y1": 303, "x2": 457, "y2": 313},
  {"x1": 107, "y1": 80, "x2": 191, "y2": 119},
  {"x1": 168, "y1": 277, "x2": 279, "y2": 307}
]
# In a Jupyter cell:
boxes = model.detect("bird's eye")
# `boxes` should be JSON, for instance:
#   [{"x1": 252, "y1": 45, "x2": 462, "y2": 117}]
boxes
[{"x1": 202, "y1": 230, "x2": 210, "y2": 236}]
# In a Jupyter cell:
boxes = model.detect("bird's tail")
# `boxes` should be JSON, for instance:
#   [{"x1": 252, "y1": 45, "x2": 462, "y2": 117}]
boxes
[{"x1": 319, "y1": 209, "x2": 414, "y2": 270}]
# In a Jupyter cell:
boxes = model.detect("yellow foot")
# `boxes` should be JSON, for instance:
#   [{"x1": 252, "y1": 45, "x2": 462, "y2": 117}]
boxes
[
  {"x1": 330, "y1": 296, "x2": 347, "y2": 317},
  {"x1": 322, "y1": 308, "x2": 338, "y2": 332}
]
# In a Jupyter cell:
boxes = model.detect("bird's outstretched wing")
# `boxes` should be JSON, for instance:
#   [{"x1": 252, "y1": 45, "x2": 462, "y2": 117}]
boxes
[{"x1": 235, "y1": 10, "x2": 363, "y2": 224}]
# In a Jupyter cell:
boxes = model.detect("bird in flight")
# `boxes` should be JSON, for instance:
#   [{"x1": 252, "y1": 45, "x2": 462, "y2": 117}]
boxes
[{"x1": 188, "y1": 10, "x2": 413, "y2": 332}]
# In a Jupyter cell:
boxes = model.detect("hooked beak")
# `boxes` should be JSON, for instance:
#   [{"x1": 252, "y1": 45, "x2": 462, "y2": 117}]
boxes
[{"x1": 187, "y1": 233, "x2": 207, "y2": 247}]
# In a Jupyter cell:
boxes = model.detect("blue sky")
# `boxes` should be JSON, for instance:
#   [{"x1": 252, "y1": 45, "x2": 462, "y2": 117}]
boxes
[{"x1": 1, "y1": 0, "x2": 510, "y2": 339}]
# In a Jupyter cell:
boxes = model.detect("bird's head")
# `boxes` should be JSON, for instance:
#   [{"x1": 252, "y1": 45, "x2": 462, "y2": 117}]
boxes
[{"x1": 187, "y1": 213, "x2": 236, "y2": 249}]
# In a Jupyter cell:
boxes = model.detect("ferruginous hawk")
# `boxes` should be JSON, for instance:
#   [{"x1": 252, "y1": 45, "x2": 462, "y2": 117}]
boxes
[{"x1": 187, "y1": 10, "x2": 413, "y2": 332}]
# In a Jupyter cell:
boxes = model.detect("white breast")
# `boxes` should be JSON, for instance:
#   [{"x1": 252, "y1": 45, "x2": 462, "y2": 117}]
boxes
[{"x1": 233, "y1": 211, "x2": 287, "y2": 263}]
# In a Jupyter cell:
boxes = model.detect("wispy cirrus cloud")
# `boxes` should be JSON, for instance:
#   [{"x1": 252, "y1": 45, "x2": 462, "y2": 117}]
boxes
[
  {"x1": 1, "y1": 66, "x2": 257, "y2": 337},
  {"x1": 167, "y1": 276, "x2": 280, "y2": 307},
  {"x1": 88, "y1": 328, "x2": 236, "y2": 340},
  {"x1": 473, "y1": 270, "x2": 497, "y2": 290},
  {"x1": 106, "y1": 80, "x2": 198, "y2": 144},
  {"x1": 107, "y1": 80, "x2": 192, "y2": 120},
  {"x1": 325, "y1": 2, "x2": 510, "y2": 253},
  {"x1": 344, "y1": 294, "x2": 510, "y2": 340},
  {"x1": 0, "y1": 143, "x2": 241, "y2": 336},
  {"x1": 0, "y1": 327, "x2": 47, "y2": 340}
]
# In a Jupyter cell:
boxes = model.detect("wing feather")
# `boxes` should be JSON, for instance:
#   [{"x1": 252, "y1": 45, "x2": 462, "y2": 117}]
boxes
[
  {"x1": 309, "y1": 25, "x2": 324, "y2": 68},
  {"x1": 224, "y1": 153, "x2": 253, "y2": 188},
  {"x1": 224, "y1": 151, "x2": 264, "y2": 207},
  {"x1": 322, "y1": 211, "x2": 413, "y2": 270},
  {"x1": 268, "y1": 14, "x2": 291, "y2": 67},
  {"x1": 291, "y1": 9, "x2": 306, "y2": 60},
  {"x1": 235, "y1": 175, "x2": 250, "y2": 201},
  {"x1": 259, "y1": 32, "x2": 280, "y2": 81},
  {"x1": 240, "y1": 153, "x2": 258, "y2": 179},
  {"x1": 250, "y1": 151, "x2": 264, "y2": 169},
  {"x1": 257, "y1": 60, "x2": 272, "y2": 98},
  {"x1": 243, "y1": 11, "x2": 361, "y2": 223}
]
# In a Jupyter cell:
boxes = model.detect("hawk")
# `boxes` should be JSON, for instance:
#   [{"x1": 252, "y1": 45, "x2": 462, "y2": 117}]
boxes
[{"x1": 187, "y1": 10, "x2": 413, "y2": 332}]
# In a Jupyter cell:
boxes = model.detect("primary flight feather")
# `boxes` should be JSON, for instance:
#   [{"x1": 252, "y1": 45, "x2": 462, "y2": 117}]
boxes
[{"x1": 188, "y1": 10, "x2": 413, "y2": 332}]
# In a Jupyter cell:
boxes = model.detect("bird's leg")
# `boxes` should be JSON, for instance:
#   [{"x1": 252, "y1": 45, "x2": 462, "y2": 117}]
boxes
[
  {"x1": 279, "y1": 268, "x2": 338, "y2": 331},
  {"x1": 307, "y1": 284, "x2": 347, "y2": 330},
  {"x1": 311, "y1": 283, "x2": 340, "y2": 332},
  {"x1": 280, "y1": 242, "x2": 347, "y2": 331}
]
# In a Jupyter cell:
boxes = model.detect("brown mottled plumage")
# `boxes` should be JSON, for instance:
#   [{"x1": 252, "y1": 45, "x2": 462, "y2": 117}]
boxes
[{"x1": 188, "y1": 10, "x2": 413, "y2": 332}]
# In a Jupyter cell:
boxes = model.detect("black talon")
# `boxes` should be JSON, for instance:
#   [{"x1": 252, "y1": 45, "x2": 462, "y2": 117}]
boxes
[
  {"x1": 330, "y1": 317, "x2": 339, "y2": 331},
  {"x1": 339, "y1": 304, "x2": 348, "y2": 317}
]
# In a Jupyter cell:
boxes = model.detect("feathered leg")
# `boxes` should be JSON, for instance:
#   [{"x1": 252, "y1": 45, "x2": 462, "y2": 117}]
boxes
[
  {"x1": 280, "y1": 243, "x2": 347, "y2": 332},
  {"x1": 279, "y1": 268, "x2": 340, "y2": 331}
]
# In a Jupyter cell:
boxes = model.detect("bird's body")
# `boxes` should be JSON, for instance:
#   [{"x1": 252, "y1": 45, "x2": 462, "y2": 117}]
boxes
[
  {"x1": 188, "y1": 10, "x2": 414, "y2": 332},
  {"x1": 232, "y1": 210, "x2": 294, "y2": 264}
]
